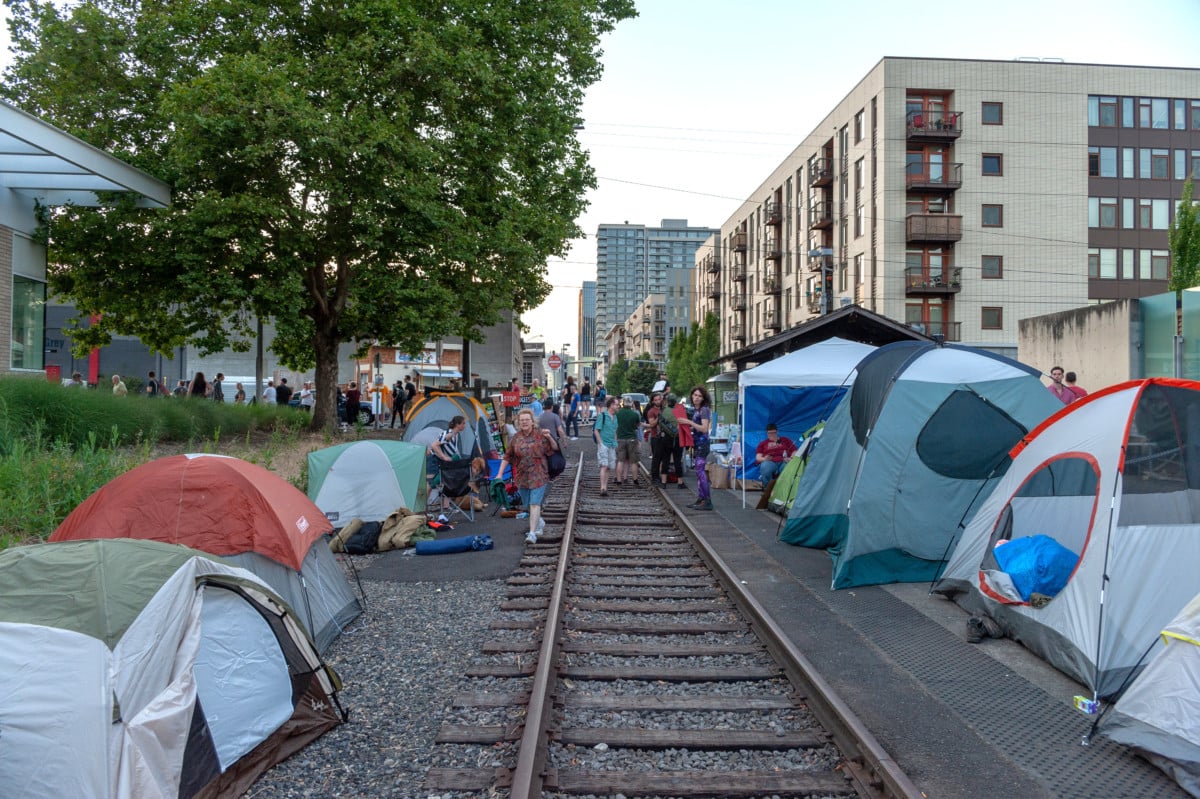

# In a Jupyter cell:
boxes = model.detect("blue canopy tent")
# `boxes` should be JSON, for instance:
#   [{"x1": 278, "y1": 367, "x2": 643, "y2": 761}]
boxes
[{"x1": 736, "y1": 338, "x2": 875, "y2": 504}]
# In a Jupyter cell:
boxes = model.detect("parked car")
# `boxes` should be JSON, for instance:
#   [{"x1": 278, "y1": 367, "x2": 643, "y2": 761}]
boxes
[
  {"x1": 337, "y1": 394, "x2": 375, "y2": 426},
  {"x1": 621, "y1": 392, "x2": 649, "y2": 407}
]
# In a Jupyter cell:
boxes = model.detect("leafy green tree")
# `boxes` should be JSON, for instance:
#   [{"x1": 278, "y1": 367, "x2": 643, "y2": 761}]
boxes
[
  {"x1": 1170, "y1": 179, "x2": 1200, "y2": 341},
  {"x1": 605, "y1": 358, "x2": 629, "y2": 397},
  {"x1": 5, "y1": 0, "x2": 635, "y2": 429},
  {"x1": 625, "y1": 355, "x2": 659, "y2": 396},
  {"x1": 665, "y1": 312, "x2": 721, "y2": 393}
]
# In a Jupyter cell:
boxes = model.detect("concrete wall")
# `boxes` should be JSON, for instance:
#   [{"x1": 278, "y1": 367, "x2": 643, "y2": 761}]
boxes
[{"x1": 1018, "y1": 300, "x2": 1139, "y2": 393}]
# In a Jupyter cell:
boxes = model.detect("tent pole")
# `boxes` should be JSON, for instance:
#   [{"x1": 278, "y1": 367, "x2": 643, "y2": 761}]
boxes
[{"x1": 343, "y1": 552, "x2": 368, "y2": 613}]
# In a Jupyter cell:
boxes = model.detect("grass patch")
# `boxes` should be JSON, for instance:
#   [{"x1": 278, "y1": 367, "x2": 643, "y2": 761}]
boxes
[{"x1": 0, "y1": 375, "x2": 311, "y2": 547}]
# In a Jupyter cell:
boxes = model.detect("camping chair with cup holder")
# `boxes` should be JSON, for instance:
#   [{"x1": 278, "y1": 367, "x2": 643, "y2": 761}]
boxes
[{"x1": 437, "y1": 458, "x2": 478, "y2": 524}]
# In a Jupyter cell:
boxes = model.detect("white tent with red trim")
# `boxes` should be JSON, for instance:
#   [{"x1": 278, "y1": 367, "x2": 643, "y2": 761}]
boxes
[{"x1": 936, "y1": 378, "x2": 1200, "y2": 697}]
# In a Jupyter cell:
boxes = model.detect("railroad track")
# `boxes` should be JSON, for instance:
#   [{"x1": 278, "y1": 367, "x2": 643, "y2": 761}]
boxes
[{"x1": 426, "y1": 450, "x2": 921, "y2": 799}]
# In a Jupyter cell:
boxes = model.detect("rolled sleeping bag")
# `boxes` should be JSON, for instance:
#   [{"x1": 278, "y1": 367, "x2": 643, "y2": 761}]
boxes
[{"x1": 415, "y1": 534, "x2": 494, "y2": 555}]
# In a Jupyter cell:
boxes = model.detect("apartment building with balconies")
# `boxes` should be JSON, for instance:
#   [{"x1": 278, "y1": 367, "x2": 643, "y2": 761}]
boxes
[{"x1": 704, "y1": 57, "x2": 1200, "y2": 363}]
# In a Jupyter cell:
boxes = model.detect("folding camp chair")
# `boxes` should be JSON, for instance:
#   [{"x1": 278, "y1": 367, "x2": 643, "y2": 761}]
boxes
[{"x1": 437, "y1": 458, "x2": 477, "y2": 523}]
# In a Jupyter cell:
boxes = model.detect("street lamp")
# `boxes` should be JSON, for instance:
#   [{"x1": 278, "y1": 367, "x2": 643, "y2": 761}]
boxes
[
  {"x1": 562, "y1": 343, "x2": 570, "y2": 388},
  {"x1": 808, "y1": 247, "x2": 834, "y2": 315}
]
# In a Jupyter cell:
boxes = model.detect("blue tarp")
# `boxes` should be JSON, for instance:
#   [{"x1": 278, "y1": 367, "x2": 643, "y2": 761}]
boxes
[{"x1": 993, "y1": 535, "x2": 1079, "y2": 602}]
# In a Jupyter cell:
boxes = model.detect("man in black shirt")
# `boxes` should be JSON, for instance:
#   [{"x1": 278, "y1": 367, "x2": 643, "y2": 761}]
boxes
[{"x1": 275, "y1": 377, "x2": 293, "y2": 406}]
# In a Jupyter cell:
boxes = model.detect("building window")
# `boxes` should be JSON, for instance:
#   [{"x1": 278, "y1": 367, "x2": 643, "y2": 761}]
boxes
[
  {"x1": 1123, "y1": 198, "x2": 1135, "y2": 229},
  {"x1": 1098, "y1": 96, "x2": 1117, "y2": 127},
  {"x1": 1193, "y1": 101, "x2": 1200, "y2": 130},
  {"x1": 982, "y1": 204, "x2": 1003, "y2": 227},
  {"x1": 1141, "y1": 249, "x2": 1170, "y2": 280},
  {"x1": 982, "y1": 255, "x2": 1003, "y2": 279},
  {"x1": 1122, "y1": 97, "x2": 1135, "y2": 128},
  {"x1": 854, "y1": 110, "x2": 864, "y2": 143},
  {"x1": 981, "y1": 307, "x2": 1003, "y2": 330},
  {"x1": 1123, "y1": 147, "x2": 1135, "y2": 178},
  {"x1": 11, "y1": 275, "x2": 46, "y2": 371},
  {"x1": 1139, "y1": 199, "x2": 1153, "y2": 229},
  {"x1": 1100, "y1": 197, "x2": 1118, "y2": 228},
  {"x1": 982, "y1": 102, "x2": 1003, "y2": 125},
  {"x1": 1088, "y1": 147, "x2": 1116, "y2": 177},
  {"x1": 1088, "y1": 248, "x2": 1100, "y2": 278},
  {"x1": 982, "y1": 153, "x2": 1003, "y2": 176}
]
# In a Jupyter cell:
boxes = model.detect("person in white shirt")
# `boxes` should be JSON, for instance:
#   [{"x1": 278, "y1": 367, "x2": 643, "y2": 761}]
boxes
[
  {"x1": 262, "y1": 381, "x2": 277, "y2": 404},
  {"x1": 299, "y1": 381, "x2": 315, "y2": 412}
]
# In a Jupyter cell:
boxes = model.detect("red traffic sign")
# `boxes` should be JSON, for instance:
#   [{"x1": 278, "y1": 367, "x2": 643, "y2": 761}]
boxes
[{"x1": 547, "y1": 353, "x2": 563, "y2": 370}]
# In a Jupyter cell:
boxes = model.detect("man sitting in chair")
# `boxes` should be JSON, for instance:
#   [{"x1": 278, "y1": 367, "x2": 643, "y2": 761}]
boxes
[{"x1": 755, "y1": 423, "x2": 797, "y2": 485}]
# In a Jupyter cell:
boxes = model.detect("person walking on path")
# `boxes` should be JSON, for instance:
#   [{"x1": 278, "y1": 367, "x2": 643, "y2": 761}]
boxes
[
  {"x1": 657, "y1": 391, "x2": 686, "y2": 484},
  {"x1": 667, "y1": 393, "x2": 689, "y2": 490},
  {"x1": 644, "y1": 392, "x2": 668, "y2": 485},
  {"x1": 275, "y1": 377, "x2": 293, "y2": 406},
  {"x1": 615, "y1": 396, "x2": 643, "y2": 486},
  {"x1": 187, "y1": 371, "x2": 208, "y2": 399},
  {"x1": 145, "y1": 370, "x2": 160, "y2": 398},
  {"x1": 566, "y1": 387, "x2": 581, "y2": 439},
  {"x1": 494, "y1": 408, "x2": 559, "y2": 544},
  {"x1": 1065, "y1": 372, "x2": 1088, "y2": 401},
  {"x1": 1047, "y1": 366, "x2": 1073, "y2": 405},
  {"x1": 211, "y1": 373, "x2": 225, "y2": 403},
  {"x1": 111, "y1": 374, "x2": 127, "y2": 397},
  {"x1": 755, "y1": 423, "x2": 797, "y2": 484},
  {"x1": 538, "y1": 401, "x2": 567, "y2": 451},
  {"x1": 681, "y1": 385, "x2": 713, "y2": 510},
  {"x1": 580, "y1": 380, "x2": 593, "y2": 422},
  {"x1": 593, "y1": 396, "x2": 619, "y2": 496}
]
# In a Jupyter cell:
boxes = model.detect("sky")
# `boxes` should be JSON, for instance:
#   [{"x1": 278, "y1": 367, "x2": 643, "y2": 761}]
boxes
[
  {"x1": 2, "y1": 2, "x2": 1198, "y2": 360},
  {"x1": 521, "y1": 0, "x2": 1200, "y2": 359}
]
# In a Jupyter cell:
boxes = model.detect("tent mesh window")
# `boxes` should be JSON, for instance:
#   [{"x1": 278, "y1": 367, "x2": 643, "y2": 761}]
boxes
[
  {"x1": 983, "y1": 456, "x2": 1099, "y2": 570},
  {"x1": 916, "y1": 389, "x2": 1027, "y2": 479},
  {"x1": 1121, "y1": 385, "x2": 1200, "y2": 514}
]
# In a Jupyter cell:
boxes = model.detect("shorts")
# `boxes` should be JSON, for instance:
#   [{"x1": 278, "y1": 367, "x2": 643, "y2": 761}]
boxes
[
  {"x1": 518, "y1": 484, "x2": 547, "y2": 508},
  {"x1": 596, "y1": 442, "x2": 616, "y2": 469},
  {"x1": 617, "y1": 438, "x2": 639, "y2": 463}
]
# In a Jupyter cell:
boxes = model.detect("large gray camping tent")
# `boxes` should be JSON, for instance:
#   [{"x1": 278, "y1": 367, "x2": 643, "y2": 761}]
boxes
[
  {"x1": 936, "y1": 378, "x2": 1200, "y2": 697},
  {"x1": 0, "y1": 539, "x2": 342, "y2": 799},
  {"x1": 783, "y1": 341, "x2": 1061, "y2": 589},
  {"x1": 1101, "y1": 591, "x2": 1200, "y2": 798},
  {"x1": 403, "y1": 392, "x2": 495, "y2": 457}
]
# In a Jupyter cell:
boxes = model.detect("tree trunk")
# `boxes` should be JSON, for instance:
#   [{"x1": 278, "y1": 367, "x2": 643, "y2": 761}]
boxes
[{"x1": 311, "y1": 325, "x2": 341, "y2": 433}]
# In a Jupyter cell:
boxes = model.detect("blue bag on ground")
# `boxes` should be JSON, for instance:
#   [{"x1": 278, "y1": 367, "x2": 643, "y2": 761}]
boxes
[
  {"x1": 993, "y1": 534, "x2": 1079, "y2": 602},
  {"x1": 415, "y1": 534, "x2": 494, "y2": 555}
]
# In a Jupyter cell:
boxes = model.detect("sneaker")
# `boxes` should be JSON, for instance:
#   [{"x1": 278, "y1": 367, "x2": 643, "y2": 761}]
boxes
[
  {"x1": 536, "y1": 517, "x2": 545, "y2": 534},
  {"x1": 437, "y1": 514, "x2": 450, "y2": 524},
  {"x1": 632, "y1": 479, "x2": 640, "y2": 486},
  {"x1": 569, "y1": 437, "x2": 578, "y2": 441},
  {"x1": 677, "y1": 481, "x2": 687, "y2": 490},
  {"x1": 600, "y1": 489, "x2": 608, "y2": 496},
  {"x1": 525, "y1": 531, "x2": 539, "y2": 544},
  {"x1": 696, "y1": 499, "x2": 713, "y2": 511}
]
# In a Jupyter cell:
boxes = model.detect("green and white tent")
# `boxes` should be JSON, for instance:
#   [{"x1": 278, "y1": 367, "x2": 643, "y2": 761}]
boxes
[
  {"x1": 783, "y1": 341, "x2": 1061, "y2": 589},
  {"x1": 308, "y1": 439, "x2": 429, "y2": 524},
  {"x1": 0, "y1": 539, "x2": 342, "y2": 799}
]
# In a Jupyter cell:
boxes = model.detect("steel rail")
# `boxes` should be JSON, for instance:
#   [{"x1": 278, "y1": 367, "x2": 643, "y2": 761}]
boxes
[
  {"x1": 508, "y1": 452, "x2": 584, "y2": 798},
  {"x1": 661, "y1": 483, "x2": 924, "y2": 799}
]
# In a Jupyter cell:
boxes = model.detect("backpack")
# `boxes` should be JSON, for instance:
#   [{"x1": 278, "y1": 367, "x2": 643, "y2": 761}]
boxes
[
  {"x1": 658, "y1": 410, "x2": 679, "y2": 440},
  {"x1": 596, "y1": 387, "x2": 606, "y2": 402}
]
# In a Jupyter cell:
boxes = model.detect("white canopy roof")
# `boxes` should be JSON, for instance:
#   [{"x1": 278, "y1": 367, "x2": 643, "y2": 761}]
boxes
[
  {"x1": 738, "y1": 337, "x2": 875, "y2": 389},
  {"x1": 0, "y1": 100, "x2": 170, "y2": 209}
]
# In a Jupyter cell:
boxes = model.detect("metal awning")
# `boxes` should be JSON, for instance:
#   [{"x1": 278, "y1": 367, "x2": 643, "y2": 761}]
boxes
[
  {"x1": 0, "y1": 100, "x2": 170, "y2": 209},
  {"x1": 416, "y1": 367, "x2": 462, "y2": 379}
]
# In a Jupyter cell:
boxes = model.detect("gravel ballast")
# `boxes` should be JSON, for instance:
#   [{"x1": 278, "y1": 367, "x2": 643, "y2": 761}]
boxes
[{"x1": 246, "y1": 576, "x2": 507, "y2": 799}]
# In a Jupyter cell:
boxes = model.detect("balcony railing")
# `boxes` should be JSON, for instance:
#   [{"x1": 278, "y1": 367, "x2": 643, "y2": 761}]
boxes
[
  {"x1": 906, "y1": 110, "x2": 962, "y2": 140},
  {"x1": 908, "y1": 320, "x2": 962, "y2": 341},
  {"x1": 763, "y1": 236, "x2": 782, "y2": 260},
  {"x1": 706, "y1": 285, "x2": 721, "y2": 300},
  {"x1": 809, "y1": 158, "x2": 833, "y2": 187},
  {"x1": 731, "y1": 323, "x2": 745, "y2": 340},
  {"x1": 764, "y1": 199, "x2": 782, "y2": 226},
  {"x1": 731, "y1": 231, "x2": 747, "y2": 252},
  {"x1": 763, "y1": 274, "x2": 781, "y2": 295},
  {"x1": 905, "y1": 161, "x2": 963, "y2": 191},
  {"x1": 731, "y1": 264, "x2": 747, "y2": 282},
  {"x1": 731, "y1": 292, "x2": 747, "y2": 311},
  {"x1": 904, "y1": 266, "x2": 962, "y2": 295},
  {"x1": 704, "y1": 254, "x2": 721, "y2": 273},
  {"x1": 809, "y1": 201, "x2": 833, "y2": 229},
  {"x1": 906, "y1": 213, "x2": 962, "y2": 243},
  {"x1": 806, "y1": 291, "x2": 823, "y2": 314},
  {"x1": 764, "y1": 310, "x2": 781, "y2": 330}
]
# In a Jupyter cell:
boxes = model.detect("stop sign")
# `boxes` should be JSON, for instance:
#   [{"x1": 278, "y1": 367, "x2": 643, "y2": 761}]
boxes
[{"x1": 547, "y1": 353, "x2": 563, "y2": 370}]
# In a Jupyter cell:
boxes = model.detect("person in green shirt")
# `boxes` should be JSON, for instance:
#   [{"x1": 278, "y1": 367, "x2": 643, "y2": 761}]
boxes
[{"x1": 615, "y1": 397, "x2": 643, "y2": 486}]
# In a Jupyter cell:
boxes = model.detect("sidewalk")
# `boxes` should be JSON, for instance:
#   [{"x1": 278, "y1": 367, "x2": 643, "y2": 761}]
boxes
[{"x1": 664, "y1": 481, "x2": 1183, "y2": 799}]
